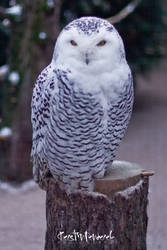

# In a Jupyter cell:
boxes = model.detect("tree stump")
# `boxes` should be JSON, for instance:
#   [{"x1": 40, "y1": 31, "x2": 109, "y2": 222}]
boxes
[{"x1": 44, "y1": 161, "x2": 153, "y2": 250}]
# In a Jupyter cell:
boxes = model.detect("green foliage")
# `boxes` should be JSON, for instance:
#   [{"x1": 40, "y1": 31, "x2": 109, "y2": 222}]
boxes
[
  {"x1": 0, "y1": 0, "x2": 167, "y2": 124},
  {"x1": 1, "y1": 0, "x2": 167, "y2": 72},
  {"x1": 60, "y1": 0, "x2": 112, "y2": 27}
]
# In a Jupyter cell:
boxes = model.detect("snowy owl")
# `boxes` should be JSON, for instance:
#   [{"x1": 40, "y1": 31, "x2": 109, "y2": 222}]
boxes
[{"x1": 31, "y1": 17, "x2": 134, "y2": 191}]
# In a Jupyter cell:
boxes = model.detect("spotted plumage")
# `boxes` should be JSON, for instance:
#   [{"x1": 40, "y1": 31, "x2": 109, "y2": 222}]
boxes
[{"x1": 31, "y1": 17, "x2": 134, "y2": 191}]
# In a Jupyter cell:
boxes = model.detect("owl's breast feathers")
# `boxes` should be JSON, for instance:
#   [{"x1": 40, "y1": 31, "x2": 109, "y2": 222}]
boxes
[{"x1": 31, "y1": 65, "x2": 133, "y2": 188}]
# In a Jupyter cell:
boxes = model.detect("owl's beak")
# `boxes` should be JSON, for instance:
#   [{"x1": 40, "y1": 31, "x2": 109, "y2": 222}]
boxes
[{"x1": 85, "y1": 52, "x2": 90, "y2": 65}]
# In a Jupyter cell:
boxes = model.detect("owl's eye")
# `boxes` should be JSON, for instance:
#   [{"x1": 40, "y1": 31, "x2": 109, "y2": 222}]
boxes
[
  {"x1": 70, "y1": 40, "x2": 78, "y2": 46},
  {"x1": 97, "y1": 40, "x2": 106, "y2": 47}
]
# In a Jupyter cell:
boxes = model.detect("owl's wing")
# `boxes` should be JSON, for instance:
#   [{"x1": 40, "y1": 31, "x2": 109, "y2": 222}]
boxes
[
  {"x1": 31, "y1": 63, "x2": 56, "y2": 184},
  {"x1": 106, "y1": 72, "x2": 134, "y2": 163}
]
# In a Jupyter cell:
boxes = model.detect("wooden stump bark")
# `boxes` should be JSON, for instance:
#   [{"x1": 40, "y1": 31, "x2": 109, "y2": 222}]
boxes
[{"x1": 44, "y1": 161, "x2": 152, "y2": 250}]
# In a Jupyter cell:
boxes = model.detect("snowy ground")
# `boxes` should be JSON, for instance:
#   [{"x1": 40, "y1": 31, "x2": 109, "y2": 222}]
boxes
[
  {"x1": 0, "y1": 62, "x2": 167, "y2": 249},
  {"x1": 0, "y1": 186, "x2": 46, "y2": 250}
]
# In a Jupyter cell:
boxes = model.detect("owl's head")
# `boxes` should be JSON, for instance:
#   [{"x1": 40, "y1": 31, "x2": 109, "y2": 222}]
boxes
[{"x1": 52, "y1": 17, "x2": 126, "y2": 72}]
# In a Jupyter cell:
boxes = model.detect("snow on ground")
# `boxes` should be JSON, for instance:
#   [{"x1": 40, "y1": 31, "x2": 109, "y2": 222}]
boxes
[{"x1": 0, "y1": 187, "x2": 46, "y2": 250}]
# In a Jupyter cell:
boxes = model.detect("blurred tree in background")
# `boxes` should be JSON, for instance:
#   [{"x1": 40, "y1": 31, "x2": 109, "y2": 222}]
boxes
[{"x1": 0, "y1": 0, "x2": 166, "y2": 182}]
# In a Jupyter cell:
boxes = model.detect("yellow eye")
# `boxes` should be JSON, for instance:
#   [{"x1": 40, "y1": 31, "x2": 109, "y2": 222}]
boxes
[
  {"x1": 70, "y1": 40, "x2": 77, "y2": 46},
  {"x1": 97, "y1": 40, "x2": 106, "y2": 47}
]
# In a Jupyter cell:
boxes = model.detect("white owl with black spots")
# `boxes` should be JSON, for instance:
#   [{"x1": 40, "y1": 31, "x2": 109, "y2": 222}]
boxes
[{"x1": 31, "y1": 17, "x2": 134, "y2": 191}]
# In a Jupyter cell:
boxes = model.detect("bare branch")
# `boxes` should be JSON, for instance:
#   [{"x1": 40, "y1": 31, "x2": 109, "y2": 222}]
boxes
[
  {"x1": 141, "y1": 171, "x2": 155, "y2": 177},
  {"x1": 107, "y1": 0, "x2": 142, "y2": 24}
]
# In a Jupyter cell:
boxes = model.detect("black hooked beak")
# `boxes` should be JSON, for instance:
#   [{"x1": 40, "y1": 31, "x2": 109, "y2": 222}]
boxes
[{"x1": 85, "y1": 52, "x2": 90, "y2": 65}]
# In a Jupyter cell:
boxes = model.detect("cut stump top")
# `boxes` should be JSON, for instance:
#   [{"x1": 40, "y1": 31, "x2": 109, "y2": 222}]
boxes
[{"x1": 94, "y1": 160, "x2": 145, "y2": 197}]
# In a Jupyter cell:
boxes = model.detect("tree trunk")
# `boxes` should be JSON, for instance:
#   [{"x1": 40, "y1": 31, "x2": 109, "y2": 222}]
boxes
[
  {"x1": 44, "y1": 161, "x2": 150, "y2": 250},
  {"x1": 8, "y1": 0, "x2": 62, "y2": 181}
]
